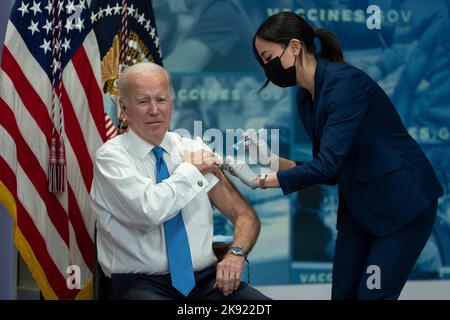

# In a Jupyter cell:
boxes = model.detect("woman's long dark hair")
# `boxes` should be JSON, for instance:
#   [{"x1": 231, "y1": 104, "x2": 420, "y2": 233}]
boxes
[{"x1": 254, "y1": 11, "x2": 344, "y2": 91}]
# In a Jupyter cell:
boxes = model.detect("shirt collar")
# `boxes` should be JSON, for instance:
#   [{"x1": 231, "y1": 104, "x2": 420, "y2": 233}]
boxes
[{"x1": 127, "y1": 129, "x2": 174, "y2": 160}]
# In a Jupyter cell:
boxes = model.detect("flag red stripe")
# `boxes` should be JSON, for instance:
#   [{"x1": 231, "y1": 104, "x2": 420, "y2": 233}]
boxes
[
  {"x1": 0, "y1": 99, "x2": 69, "y2": 246},
  {"x1": 105, "y1": 121, "x2": 113, "y2": 130},
  {"x1": 67, "y1": 185, "x2": 93, "y2": 270},
  {"x1": 60, "y1": 85, "x2": 94, "y2": 190},
  {"x1": 1, "y1": 47, "x2": 52, "y2": 138},
  {"x1": 17, "y1": 201, "x2": 76, "y2": 300},
  {"x1": 106, "y1": 128, "x2": 116, "y2": 137},
  {"x1": 0, "y1": 157, "x2": 75, "y2": 300},
  {"x1": 0, "y1": 153, "x2": 17, "y2": 195},
  {"x1": 71, "y1": 46, "x2": 106, "y2": 142}
]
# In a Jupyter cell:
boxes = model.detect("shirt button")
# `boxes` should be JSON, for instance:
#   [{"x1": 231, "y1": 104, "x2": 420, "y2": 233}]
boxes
[{"x1": 197, "y1": 181, "x2": 203, "y2": 187}]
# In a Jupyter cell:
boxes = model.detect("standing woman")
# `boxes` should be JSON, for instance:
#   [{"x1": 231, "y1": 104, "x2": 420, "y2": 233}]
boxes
[{"x1": 228, "y1": 12, "x2": 443, "y2": 299}]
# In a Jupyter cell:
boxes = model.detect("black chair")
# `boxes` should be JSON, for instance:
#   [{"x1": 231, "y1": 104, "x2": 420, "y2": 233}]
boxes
[{"x1": 93, "y1": 223, "x2": 111, "y2": 300}]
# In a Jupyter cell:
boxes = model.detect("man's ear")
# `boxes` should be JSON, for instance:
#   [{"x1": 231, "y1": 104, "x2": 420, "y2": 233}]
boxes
[{"x1": 119, "y1": 99, "x2": 127, "y2": 117}]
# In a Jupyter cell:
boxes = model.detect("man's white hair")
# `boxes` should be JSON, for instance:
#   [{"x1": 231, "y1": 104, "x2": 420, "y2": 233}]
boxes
[{"x1": 118, "y1": 62, "x2": 174, "y2": 101}]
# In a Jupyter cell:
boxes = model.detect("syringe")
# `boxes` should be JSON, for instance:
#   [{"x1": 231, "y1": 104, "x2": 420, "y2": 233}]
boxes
[{"x1": 233, "y1": 128, "x2": 265, "y2": 150}]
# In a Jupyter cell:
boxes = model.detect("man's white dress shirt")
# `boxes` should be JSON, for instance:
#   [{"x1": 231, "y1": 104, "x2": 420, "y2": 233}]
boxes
[{"x1": 91, "y1": 129, "x2": 219, "y2": 277}]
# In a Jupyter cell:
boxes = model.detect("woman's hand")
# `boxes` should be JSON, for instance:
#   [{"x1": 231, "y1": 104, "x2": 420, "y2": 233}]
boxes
[
  {"x1": 223, "y1": 156, "x2": 258, "y2": 189},
  {"x1": 243, "y1": 129, "x2": 279, "y2": 171}
]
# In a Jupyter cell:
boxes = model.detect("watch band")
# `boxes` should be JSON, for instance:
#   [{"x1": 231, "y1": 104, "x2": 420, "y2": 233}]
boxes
[
  {"x1": 226, "y1": 246, "x2": 251, "y2": 284},
  {"x1": 259, "y1": 174, "x2": 267, "y2": 189},
  {"x1": 227, "y1": 246, "x2": 248, "y2": 259}
]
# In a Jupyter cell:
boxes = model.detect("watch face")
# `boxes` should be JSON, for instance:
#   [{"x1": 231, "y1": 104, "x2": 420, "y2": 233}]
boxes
[{"x1": 229, "y1": 247, "x2": 246, "y2": 256}]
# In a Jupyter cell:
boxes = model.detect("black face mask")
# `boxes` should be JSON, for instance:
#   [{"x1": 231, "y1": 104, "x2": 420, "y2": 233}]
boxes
[{"x1": 262, "y1": 47, "x2": 297, "y2": 88}]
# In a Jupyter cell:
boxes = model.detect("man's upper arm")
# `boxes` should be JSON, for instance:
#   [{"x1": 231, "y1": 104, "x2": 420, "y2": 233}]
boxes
[{"x1": 207, "y1": 170, "x2": 251, "y2": 223}]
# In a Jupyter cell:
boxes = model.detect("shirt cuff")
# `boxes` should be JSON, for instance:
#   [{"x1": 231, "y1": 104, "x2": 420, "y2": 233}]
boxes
[
  {"x1": 174, "y1": 162, "x2": 211, "y2": 193},
  {"x1": 203, "y1": 173, "x2": 219, "y2": 193}
]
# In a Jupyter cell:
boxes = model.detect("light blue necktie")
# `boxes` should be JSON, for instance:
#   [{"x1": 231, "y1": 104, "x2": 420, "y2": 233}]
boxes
[{"x1": 152, "y1": 146, "x2": 195, "y2": 296}]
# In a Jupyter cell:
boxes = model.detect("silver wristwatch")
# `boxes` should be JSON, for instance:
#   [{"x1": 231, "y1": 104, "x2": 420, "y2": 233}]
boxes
[
  {"x1": 259, "y1": 174, "x2": 268, "y2": 189},
  {"x1": 227, "y1": 246, "x2": 248, "y2": 259}
]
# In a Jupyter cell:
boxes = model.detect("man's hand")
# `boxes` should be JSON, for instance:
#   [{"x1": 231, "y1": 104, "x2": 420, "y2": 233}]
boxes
[
  {"x1": 183, "y1": 149, "x2": 222, "y2": 175},
  {"x1": 214, "y1": 254, "x2": 245, "y2": 296}
]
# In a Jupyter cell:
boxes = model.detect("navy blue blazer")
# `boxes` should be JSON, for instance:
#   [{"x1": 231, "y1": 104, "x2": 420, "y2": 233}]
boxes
[{"x1": 277, "y1": 58, "x2": 443, "y2": 237}]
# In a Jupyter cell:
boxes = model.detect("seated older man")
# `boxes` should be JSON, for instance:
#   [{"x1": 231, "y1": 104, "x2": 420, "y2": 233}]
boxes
[{"x1": 90, "y1": 62, "x2": 269, "y2": 300}]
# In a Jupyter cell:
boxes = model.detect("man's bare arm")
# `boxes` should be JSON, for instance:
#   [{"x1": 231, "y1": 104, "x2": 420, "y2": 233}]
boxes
[
  {"x1": 208, "y1": 168, "x2": 260, "y2": 253},
  {"x1": 207, "y1": 167, "x2": 260, "y2": 296}
]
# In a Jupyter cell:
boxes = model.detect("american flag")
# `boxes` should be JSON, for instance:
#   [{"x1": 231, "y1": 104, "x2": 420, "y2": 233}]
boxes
[{"x1": 0, "y1": 0, "x2": 107, "y2": 299}]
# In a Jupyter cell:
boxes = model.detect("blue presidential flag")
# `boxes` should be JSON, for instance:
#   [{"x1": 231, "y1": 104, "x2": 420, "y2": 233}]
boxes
[{"x1": 90, "y1": 0, "x2": 163, "y2": 131}]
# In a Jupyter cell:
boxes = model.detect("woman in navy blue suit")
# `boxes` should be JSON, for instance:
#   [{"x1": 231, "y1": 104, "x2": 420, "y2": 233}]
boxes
[{"x1": 228, "y1": 11, "x2": 443, "y2": 299}]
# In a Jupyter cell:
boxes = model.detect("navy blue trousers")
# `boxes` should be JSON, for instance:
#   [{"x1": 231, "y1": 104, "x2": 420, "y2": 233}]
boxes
[
  {"x1": 110, "y1": 266, "x2": 270, "y2": 300},
  {"x1": 332, "y1": 200, "x2": 437, "y2": 300}
]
